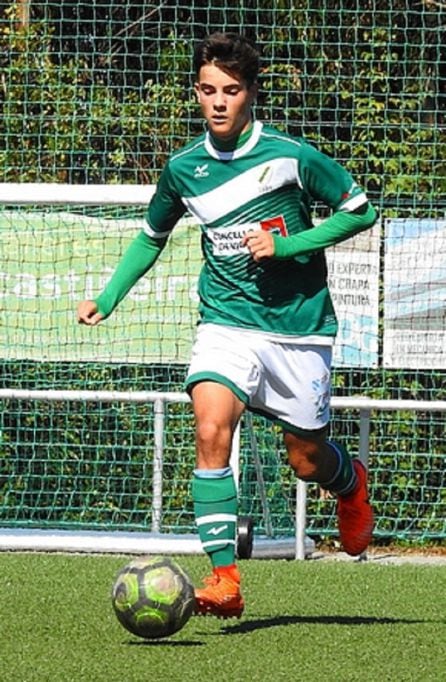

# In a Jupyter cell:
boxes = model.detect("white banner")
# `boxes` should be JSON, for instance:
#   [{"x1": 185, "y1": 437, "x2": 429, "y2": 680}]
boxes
[
  {"x1": 383, "y1": 219, "x2": 446, "y2": 368},
  {"x1": 327, "y1": 223, "x2": 380, "y2": 367}
]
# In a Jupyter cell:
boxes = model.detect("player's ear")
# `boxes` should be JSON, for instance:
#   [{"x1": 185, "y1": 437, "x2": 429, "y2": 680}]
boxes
[
  {"x1": 194, "y1": 82, "x2": 201, "y2": 102},
  {"x1": 249, "y1": 81, "x2": 258, "y2": 102}
]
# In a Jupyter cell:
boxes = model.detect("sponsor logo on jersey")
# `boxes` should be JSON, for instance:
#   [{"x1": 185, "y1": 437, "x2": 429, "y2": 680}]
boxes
[
  {"x1": 207, "y1": 224, "x2": 252, "y2": 256},
  {"x1": 260, "y1": 215, "x2": 288, "y2": 236},
  {"x1": 207, "y1": 217, "x2": 288, "y2": 256}
]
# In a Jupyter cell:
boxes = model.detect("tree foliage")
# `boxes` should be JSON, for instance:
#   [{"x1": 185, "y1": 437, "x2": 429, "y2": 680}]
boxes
[{"x1": 0, "y1": 1, "x2": 444, "y2": 209}]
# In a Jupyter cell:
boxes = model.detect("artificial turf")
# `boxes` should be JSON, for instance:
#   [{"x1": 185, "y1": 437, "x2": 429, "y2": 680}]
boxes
[{"x1": 0, "y1": 552, "x2": 444, "y2": 681}]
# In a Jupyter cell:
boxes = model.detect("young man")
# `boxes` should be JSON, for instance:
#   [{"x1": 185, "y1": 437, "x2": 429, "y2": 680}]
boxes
[{"x1": 78, "y1": 32, "x2": 376, "y2": 619}]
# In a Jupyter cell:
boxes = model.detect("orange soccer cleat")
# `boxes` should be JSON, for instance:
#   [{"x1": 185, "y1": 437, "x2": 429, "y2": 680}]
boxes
[
  {"x1": 194, "y1": 564, "x2": 245, "y2": 619},
  {"x1": 337, "y1": 459, "x2": 374, "y2": 556}
]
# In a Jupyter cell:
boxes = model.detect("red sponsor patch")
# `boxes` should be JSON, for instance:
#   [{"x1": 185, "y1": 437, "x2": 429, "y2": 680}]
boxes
[{"x1": 260, "y1": 215, "x2": 288, "y2": 236}]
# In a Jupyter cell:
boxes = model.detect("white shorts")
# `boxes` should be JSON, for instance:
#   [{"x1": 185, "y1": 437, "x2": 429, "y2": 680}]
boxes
[{"x1": 185, "y1": 324, "x2": 333, "y2": 434}]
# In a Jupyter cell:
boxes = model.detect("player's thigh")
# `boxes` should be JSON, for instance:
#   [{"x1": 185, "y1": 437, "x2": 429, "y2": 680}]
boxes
[
  {"x1": 254, "y1": 342, "x2": 332, "y2": 432},
  {"x1": 191, "y1": 380, "x2": 245, "y2": 434},
  {"x1": 186, "y1": 323, "x2": 261, "y2": 405}
]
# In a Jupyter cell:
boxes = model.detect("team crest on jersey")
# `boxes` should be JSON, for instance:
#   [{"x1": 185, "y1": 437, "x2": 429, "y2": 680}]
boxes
[{"x1": 194, "y1": 163, "x2": 209, "y2": 178}]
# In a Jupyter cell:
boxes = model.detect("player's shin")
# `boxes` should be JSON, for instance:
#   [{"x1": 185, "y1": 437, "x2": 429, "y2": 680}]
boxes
[
  {"x1": 322, "y1": 441, "x2": 374, "y2": 555},
  {"x1": 192, "y1": 467, "x2": 237, "y2": 567},
  {"x1": 192, "y1": 467, "x2": 244, "y2": 618},
  {"x1": 320, "y1": 441, "x2": 357, "y2": 495}
]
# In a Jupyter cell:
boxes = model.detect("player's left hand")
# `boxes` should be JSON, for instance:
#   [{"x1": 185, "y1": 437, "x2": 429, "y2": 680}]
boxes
[{"x1": 242, "y1": 230, "x2": 275, "y2": 262}]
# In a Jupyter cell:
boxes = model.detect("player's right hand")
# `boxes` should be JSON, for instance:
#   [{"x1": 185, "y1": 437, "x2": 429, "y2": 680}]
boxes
[{"x1": 77, "y1": 300, "x2": 104, "y2": 326}]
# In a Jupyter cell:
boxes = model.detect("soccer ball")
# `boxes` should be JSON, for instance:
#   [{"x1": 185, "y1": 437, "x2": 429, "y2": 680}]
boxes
[{"x1": 111, "y1": 555, "x2": 195, "y2": 639}]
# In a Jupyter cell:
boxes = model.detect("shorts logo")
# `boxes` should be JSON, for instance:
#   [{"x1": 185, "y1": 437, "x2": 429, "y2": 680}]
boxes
[{"x1": 312, "y1": 374, "x2": 330, "y2": 419}]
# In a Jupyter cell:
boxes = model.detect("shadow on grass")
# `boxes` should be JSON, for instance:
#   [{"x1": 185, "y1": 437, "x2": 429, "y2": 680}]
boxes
[
  {"x1": 127, "y1": 639, "x2": 204, "y2": 647},
  {"x1": 220, "y1": 614, "x2": 436, "y2": 634}
]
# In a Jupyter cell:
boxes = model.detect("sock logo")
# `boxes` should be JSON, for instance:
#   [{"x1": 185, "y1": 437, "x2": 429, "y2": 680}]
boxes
[{"x1": 207, "y1": 525, "x2": 228, "y2": 536}]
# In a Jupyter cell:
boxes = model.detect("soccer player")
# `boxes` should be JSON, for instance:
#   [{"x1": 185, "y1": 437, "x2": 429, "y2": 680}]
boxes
[{"x1": 77, "y1": 32, "x2": 376, "y2": 619}]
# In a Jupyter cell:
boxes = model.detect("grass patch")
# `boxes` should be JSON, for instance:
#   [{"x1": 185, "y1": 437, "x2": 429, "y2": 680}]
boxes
[{"x1": 0, "y1": 553, "x2": 444, "y2": 681}]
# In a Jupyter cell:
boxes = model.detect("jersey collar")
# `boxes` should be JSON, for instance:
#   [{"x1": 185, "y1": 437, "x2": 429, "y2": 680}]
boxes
[{"x1": 204, "y1": 121, "x2": 263, "y2": 161}]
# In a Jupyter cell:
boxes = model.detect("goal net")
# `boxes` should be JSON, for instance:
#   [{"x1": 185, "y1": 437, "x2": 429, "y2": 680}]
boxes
[
  {"x1": 0, "y1": 2, "x2": 445, "y2": 553},
  {"x1": 0, "y1": 184, "x2": 444, "y2": 555}
]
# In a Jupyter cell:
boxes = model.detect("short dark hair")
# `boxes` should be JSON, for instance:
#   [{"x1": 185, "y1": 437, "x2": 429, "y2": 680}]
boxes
[{"x1": 193, "y1": 32, "x2": 260, "y2": 87}]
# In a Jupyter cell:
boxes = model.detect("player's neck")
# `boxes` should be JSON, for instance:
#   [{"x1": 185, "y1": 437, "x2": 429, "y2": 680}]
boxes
[{"x1": 209, "y1": 122, "x2": 254, "y2": 152}]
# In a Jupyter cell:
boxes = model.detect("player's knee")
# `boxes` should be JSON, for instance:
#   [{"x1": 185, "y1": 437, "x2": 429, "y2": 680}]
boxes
[{"x1": 195, "y1": 419, "x2": 232, "y2": 460}]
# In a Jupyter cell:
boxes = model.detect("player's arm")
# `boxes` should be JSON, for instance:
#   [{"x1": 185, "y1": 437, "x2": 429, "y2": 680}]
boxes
[
  {"x1": 77, "y1": 231, "x2": 167, "y2": 325},
  {"x1": 77, "y1": 163, "x2": 185, "y2": 325},
  {"x1": 271, "y1": 202, "x2": 377, "y2": 259},
  {"x1": 243, "y1": 203, "x2": 376, "y2": 262},
  {"x1": 244, "y1": 143, "x2": 377, "y2": 261}
]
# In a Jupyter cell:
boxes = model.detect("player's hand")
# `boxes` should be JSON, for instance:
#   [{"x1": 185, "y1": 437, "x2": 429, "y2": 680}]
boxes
[
  {"x1": 77, "y1": 300, "x2": 104, "y2": 326},
  {"x1": 242, "y1": 230, "x2": 275, "y2": 262}
]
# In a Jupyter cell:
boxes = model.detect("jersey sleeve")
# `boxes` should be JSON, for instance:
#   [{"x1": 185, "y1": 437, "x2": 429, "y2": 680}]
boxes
[
  {"x1": 94, "y1": 230, "x2": 167, "y2": 318},
  {"x1": 298, "y1": 142, "x2": 369, "y2": 213},
  {"x1": 272, "y1": 203, "x2": 377, "y2": 259},
  {"x1": 144, "y1": 162, "x2": 187, "y2": 238},
  {"x1": 272, "y1": 141, "x2": 377, "y2": 259}
]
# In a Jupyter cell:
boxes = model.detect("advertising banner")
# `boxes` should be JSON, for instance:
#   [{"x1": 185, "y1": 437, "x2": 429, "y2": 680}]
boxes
[
  {"x1": 327, "y1": 223, "x2": 380, "y2": 367},
  {"x1": 1, "y1": 211, "x2": 380, "y2": 366},
  {"x1": 0, "y1": 212, "x2": 201, "y2": 363},
  {"x1": 383, "y1": 219, "x2": 446, "y2": 369}
]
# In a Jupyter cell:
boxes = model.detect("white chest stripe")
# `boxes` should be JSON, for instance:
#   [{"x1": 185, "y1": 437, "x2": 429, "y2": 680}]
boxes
[{"x1": 182, "y1": 157, "x2": 298, "y2": 224}]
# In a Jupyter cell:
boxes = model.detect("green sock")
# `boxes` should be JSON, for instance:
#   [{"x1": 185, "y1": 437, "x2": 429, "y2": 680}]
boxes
[
  {"x1": 322, "y1": 442, "x2": 357, "y2": 496},
  {"x1": 192, "y1": 468, "x2": 237, "y2": 568}
]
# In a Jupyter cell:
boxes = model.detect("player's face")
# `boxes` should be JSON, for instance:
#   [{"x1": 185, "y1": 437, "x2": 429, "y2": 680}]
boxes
[{"x1": 195, "y1": 63, "x2": 257, "y2": 141}]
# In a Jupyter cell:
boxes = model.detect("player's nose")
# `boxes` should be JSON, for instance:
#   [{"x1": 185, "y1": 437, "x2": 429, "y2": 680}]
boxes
[{"x1": 213, "y1": 91, "x2": 227, "y2": 109}]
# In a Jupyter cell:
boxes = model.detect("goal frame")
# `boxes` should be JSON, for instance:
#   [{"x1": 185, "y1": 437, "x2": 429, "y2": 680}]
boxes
[
  {"x1": 1, "y1": 387, "x2": 444, "y2": 559},
  {"x1": 1, "y1": 184, "x2": 445, "y2": 558}
]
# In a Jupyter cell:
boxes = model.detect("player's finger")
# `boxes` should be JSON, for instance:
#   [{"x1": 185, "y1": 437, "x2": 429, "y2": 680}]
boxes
[
  {"x1": 242, "y1": 231, "x2": 260, "y2": 246},
  {"x1": 78, "y1": 311, "x2": 103, "y2": 326},
  {"x1": 89, "y1": 312, "x2": 104, "y2": 326},
  {"x1": 251, "y1": 247, "x2": 267, "y2": 262}
]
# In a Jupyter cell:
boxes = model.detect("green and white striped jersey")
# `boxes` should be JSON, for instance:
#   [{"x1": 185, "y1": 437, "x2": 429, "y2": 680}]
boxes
[{"x1": 144, "y1": 121, "x2": 370, "y2": 339}]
